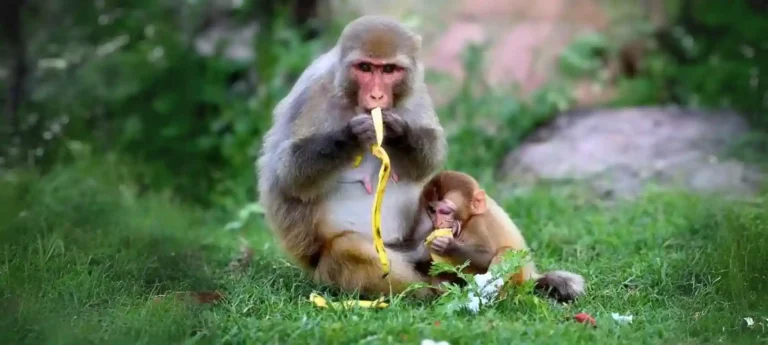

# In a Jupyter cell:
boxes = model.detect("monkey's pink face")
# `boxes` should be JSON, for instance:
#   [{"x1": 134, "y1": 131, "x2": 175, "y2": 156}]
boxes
[
  {"x1": 352, "y1": 59, "x2": 406, "y2": 110},
  {"x1": 427, "y1": 199, "x2": 457, "y2": 229}
]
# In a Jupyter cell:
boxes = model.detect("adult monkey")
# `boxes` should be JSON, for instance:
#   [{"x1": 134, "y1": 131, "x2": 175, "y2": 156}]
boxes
[{"x1": 256, "y1": 15, "x2": 447, "y2": 298}]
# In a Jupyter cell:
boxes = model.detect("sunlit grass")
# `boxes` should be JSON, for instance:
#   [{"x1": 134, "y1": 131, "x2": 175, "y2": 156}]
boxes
[{"x1": 1, "y1": 158, "x2": 766, "y2": 344}]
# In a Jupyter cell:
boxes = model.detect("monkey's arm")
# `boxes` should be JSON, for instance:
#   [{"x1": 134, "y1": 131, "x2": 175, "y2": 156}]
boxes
[
  {"x1": 273, "y1": 127, "x2": 362, "y2": 199},
  {"x1": 449, "y1": 242, "x2": 495, "y2": 273},
  {"x1": 384, "y1": 107, "x2": 447, "y2": 182}
]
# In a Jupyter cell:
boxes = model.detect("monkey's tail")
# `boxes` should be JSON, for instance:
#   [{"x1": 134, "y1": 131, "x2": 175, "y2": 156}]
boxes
[{"x1": 531, "y1": 270, "x2": 585, "y2": 303}]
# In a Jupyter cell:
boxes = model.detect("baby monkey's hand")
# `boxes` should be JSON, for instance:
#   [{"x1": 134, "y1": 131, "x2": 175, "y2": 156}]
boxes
[
  {"x1": 450, "y1": 220, "x2": 462, "y2": 237},
  {"x1": 430, "y1": 236, "x2": 456, "y2": 255}
]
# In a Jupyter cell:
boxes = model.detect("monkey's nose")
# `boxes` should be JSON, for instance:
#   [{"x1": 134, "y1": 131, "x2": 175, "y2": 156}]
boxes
[{"x1": 365, "y1": 91, "x2": 388, "y2": 109}]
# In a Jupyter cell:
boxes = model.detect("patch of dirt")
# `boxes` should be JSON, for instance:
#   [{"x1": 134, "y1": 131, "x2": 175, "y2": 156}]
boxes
[{"x1": 152, "y1": 290, "x2": 225, "y2": 304}]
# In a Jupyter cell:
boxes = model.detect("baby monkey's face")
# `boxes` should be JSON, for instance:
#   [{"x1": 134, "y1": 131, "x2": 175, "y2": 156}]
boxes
[{"x1": 427, "y1": 198, "x2": 462, "y2": 237}]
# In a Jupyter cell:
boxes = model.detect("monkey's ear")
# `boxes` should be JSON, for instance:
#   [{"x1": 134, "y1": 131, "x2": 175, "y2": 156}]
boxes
[{"x1": 471, "y1": 190, "x2": 487, "y2": 215}]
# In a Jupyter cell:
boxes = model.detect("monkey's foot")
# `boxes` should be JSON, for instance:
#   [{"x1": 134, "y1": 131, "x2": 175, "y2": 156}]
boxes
[{"x1": 390, "y1": 170, "x2": 399, "y2": 183}]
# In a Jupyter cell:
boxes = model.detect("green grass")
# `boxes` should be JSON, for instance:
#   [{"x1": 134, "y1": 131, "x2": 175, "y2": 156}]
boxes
[{"x1": 2, "y1": 158, "x2": 768, "y2": 345}]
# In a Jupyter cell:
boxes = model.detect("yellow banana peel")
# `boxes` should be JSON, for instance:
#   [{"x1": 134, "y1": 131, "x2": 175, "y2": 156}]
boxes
[
  {"x1": 350, "y1": 108, "x2": 391, "y2": 277},
  {"x1": 368, "y1": 107, "x2": 391, "y2": 277},
  {"x1": 314, "y1": 108, "x2": 392, "y2": 311},
  {"x1": 309, "y1": 293, "x2": 389, "y2": 310}
]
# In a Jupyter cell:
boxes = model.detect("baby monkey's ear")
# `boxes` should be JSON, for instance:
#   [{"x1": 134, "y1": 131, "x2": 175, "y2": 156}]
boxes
[{"x1": 470, "y1": 190, "x2": 487, "y2": 215}]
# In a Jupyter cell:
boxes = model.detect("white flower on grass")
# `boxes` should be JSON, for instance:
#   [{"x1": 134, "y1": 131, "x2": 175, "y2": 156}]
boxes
[
  {"x1": 460, "y1": 272, "x2": 505, "y2": 313},
  {"x1": 473, "y1": 272, "x2": 494, "y2": 287},
  {"x1": 465, "y1": 294, "x2": 481, "y2": 313},
  {"x1": 476, "y1": 272, "x2": 505, "y2": 297},
  {"x1": 420, "y1": 340, "x2": 450, "y2": 345},
  {"x1": 611, "y1": 313, "x2": 633, "y2": 324},
  {"x1": 744, "y1": 317, "x2": 755, "y2": 328}
]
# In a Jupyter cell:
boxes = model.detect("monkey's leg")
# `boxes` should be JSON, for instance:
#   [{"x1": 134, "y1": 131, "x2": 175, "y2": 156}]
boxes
[
  {"x1": 505, "y1": 261, "x2": 537, "y2": 285},
  {"x1": 487, "y1": 249, "x2": 537, "y2": 286},
  {"x1": 314, "y1": 232, "x2": 435, "y2": 299}
]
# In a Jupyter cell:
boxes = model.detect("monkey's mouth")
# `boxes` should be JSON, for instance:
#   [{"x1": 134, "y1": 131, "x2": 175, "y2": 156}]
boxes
[
  {"x1": 363, "y1": 107, "x2": 386, "y2": 113},
  {"x1": 359, "y1": 105, "x2": 391, "y2": 113},
  {"x1": 436, "y1": 219, "x2": 454, "y2": 228}
]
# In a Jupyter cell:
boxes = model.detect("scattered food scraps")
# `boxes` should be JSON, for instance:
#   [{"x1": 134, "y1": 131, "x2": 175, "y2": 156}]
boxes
[
  {"x1": 309, "y1": 292, "x2": 389, "y2": 310},
  {"x1": 611, "y1": 312, "x2": 633, "y2": 324},
  {"x1": 458, "y1": 272, "x2": 505, "y2": 313},
  {"x1": 574, "y1": 312, "x2": 597, "y2": 327},
  {"x1": 744, "y1": 317, "x2": 755, "y2": 328},
  {"x1": 465, "y1": 294, "x2": 481, "y2": 313}
]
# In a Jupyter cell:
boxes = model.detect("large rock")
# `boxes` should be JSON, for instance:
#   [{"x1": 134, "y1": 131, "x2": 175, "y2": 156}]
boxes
[{"x1": 499, "y1": 107, "x2": 764, "y2": 199}]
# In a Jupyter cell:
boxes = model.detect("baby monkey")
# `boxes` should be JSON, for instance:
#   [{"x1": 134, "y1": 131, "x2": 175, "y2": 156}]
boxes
[{"x1": 422, "y1": 171, "x2": 585, "y2": 303}]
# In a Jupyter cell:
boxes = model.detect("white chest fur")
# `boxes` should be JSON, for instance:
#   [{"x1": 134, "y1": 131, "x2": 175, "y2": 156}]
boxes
[{"x1": 327, "y1": 153, "x2": 423, "y2": 244}]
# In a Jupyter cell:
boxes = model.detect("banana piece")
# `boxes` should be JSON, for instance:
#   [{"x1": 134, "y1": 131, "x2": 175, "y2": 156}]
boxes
[
  {"x1": 424, "y1": 228, "x2": 454, "y2": 263},
  {"x1": 309, "y1": 293, "x2": 389, "y2": 309},
  {"x1": 369, "y1": 107, "x2": 391, "y2": 277}
]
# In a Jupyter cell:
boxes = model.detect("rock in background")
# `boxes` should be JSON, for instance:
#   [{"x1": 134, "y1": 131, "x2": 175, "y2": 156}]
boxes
[
  {"x1": 325, "y1": 1, "x2": 765, "y2": 199},
  {"x1": 499, "y1": 107, "x2": 764, "y2": 199}
]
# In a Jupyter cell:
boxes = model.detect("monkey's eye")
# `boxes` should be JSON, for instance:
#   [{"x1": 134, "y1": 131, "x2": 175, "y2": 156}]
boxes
[
  {"x1": 382, "y1": 64, "x2": 397, "y2": 74},
  {"x1": 357, "y1": 62, "x2": 373, "y2": 72}
]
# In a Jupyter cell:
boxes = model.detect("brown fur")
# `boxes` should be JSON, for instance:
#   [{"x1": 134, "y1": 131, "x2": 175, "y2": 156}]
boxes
[
  {"x1": 423, "y1": 171, "x2": 586, "y2": 303},
  {"x1": 257, "y1": 15, "x2": 446, "y2": 299}
]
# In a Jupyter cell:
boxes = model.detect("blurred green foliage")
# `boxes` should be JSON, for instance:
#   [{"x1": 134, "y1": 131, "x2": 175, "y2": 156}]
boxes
[
  {"x1": 1, "y1": 1, "x2": 572, "y2": 210},
  {"x1": 432, "y1": 44, "x2": 574, "y2": 185},
  {"x1": 611, "y1": 1, "x2": 768, "y2": 129},
  {"x1": 1, "y1": 1, "x2": 326, "y2": 209},
  {"x1": 2, "y1": 0, "x2": 766, "y2": 211}
]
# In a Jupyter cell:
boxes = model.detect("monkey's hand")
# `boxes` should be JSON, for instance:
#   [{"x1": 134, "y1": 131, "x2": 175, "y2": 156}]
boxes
[
  {"x1": 430, "y1": 236, "x2": 456, "y2": 256},
  {"x1": 349, "y1": 114, "x2": 377, "y2": 147},
  {"x1": 381, "y1": 110, "x2": 406, "y2": 138},
  {"x1": 450, "y1": 220, "x2": 462, "y2": 237},
  {"x1": 381, "y1": 105, "x2": 446, "y2": 182}
]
